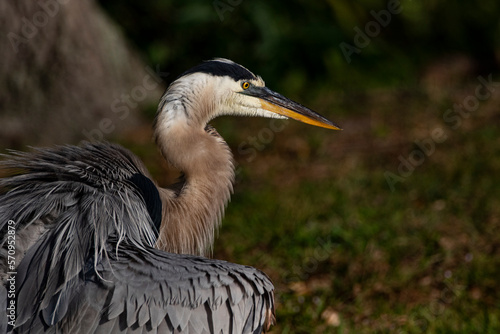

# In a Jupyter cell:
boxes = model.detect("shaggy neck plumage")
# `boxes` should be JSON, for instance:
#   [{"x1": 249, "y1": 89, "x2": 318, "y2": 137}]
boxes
[{"x1": 154, "y1": 78, "x2": 234, "y2": 256}]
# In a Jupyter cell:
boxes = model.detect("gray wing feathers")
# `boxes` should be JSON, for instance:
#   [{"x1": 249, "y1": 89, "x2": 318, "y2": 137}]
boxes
[
  {"x1": 0, "y1": 143, "x2": 157, "y2": 275},
  {"x1": 19, "y1": 243, "x2": 274, "y2": 334},
  {"x1": 1, "y1": 143, "x2": 275, "y2": 333},
  {"x1": 90, "y1": 245, "x2": 275, "y2": 333}
]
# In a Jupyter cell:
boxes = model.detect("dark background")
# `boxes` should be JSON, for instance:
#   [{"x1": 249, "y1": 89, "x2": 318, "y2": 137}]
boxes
[{"x1": 98, "y1": 0, "x2": 499, "y2": 93}]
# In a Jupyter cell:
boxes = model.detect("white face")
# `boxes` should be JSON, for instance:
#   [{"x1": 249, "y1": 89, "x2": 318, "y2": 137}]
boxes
[
  {"x1": 158, "y1": 72, "x2": 284, "y2": 127},
  {"x1": 207, "y1": 75, "x2": 287, "y2": 121}
]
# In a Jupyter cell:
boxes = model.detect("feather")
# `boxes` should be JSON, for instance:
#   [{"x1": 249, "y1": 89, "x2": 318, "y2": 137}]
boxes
[{"x1": 0, "y1": 60, "x2": 286, "y2": 333}]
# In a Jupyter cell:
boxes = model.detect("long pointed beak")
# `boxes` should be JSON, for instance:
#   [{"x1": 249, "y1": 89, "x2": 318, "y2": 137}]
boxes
[{"x1": 241, "y1": 86, "x2": 341, "y2": 130}]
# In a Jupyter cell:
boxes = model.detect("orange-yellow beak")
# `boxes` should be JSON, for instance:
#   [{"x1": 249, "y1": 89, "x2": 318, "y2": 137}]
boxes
[{"x1": 241, "y1": 86, "x2": 341, "y2": 130}]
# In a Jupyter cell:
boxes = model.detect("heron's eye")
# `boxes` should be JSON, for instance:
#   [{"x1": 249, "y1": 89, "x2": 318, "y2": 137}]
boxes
[{"x1": 242, "y1": 81, "x2": 250, "y2": 90}]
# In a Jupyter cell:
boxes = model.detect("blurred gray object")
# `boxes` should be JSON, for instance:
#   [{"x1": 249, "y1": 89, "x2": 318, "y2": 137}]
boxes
[{"x1": 0, "y1": 0, "x2": 164, "y2": 149}]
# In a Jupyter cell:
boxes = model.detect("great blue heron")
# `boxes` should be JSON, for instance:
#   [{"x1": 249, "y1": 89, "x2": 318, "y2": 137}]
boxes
[{"x1": 0, "y1": 58, "x2": 340, "y2": 333}]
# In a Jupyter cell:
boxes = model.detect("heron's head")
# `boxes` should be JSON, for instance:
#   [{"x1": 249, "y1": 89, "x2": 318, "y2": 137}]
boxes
[{"x1": 157, "y1": 58, "x2": 340, "y2": 130}]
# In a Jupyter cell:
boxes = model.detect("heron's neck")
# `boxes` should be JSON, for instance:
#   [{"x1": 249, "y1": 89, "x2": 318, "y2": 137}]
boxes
[{"x1": 154, "y1": 113, "x2": 234, "y2": 256}]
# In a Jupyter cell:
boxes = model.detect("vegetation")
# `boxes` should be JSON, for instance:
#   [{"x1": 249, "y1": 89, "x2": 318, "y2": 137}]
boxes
[
  {"x1": 219, "y1": 107, "x2": 500, "y2": 333},
  {"x1": 98, "y1": 0, "x2": 500, "y2": 95}
]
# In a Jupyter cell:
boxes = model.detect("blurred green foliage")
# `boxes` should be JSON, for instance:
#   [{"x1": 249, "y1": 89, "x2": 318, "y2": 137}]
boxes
[{"x1": 99, "y1": 0, "x2": 499, "y2": 99}]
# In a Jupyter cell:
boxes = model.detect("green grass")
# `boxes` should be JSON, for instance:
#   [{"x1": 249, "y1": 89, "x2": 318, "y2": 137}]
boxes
[{"x1": 122, "y1": 78, "x2": 500, "y2": 333}]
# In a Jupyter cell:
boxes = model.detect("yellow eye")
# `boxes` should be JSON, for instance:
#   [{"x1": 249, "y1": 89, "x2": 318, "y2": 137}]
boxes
[{"x1": 242, "y1": 81, "x2": 250, "y2": 90}]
